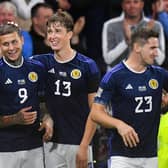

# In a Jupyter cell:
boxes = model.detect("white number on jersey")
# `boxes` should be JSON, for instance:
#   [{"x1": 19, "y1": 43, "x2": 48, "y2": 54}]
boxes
[
  {"x1": 18, "y1": 88, "x2": 28, "y2": 104},
  {"x1": 135, "y1": 96, "x2": 152, "y2": 113},
  {"x1": 54, "y1": 80, "x2": 71, "y2": 97}
]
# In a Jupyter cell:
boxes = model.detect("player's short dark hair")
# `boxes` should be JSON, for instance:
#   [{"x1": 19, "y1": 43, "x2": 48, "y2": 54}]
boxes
[
  {"x1": 46, "y1": 10, "x2": 74, "y2": 32},
  {"x1": 0, "y1": 22, "x2": 21, "y2": 36},
  {"x1": 31, "y1": 2, "x2": 53, "y2": 18},
  {"x1": 130, "y1": 27, "x2": 159, "y2": 48}
]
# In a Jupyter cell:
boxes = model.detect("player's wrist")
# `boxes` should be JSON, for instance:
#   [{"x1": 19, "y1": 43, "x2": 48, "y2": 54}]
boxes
[
  {"x1": 42, "y1": 114, "x2": 54, "y2": 127},
  {"x1": 79, "y1": 140, "x2": 90, "y2": 149},
  {"x1": 0, "y1": 114, "x2": 18, "y2": 127}
]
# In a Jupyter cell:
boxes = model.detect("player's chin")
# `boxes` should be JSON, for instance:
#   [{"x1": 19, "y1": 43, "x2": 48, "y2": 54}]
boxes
[
  {"x1": 147, "y1": 59, "x2": 155, "y2": 65},
  {"x1": 50, "y1": 45, "x2": 60, "y2": 51},
  {"x1": 8, "y1": 55, "x2": 19, "y2": 62}
]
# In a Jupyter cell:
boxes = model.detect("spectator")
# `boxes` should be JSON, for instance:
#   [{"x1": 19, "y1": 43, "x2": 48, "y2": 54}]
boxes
[
  {"x1": 102, "y1": 0, "x2": 165, "y2": 71},
  {"x1": 11, "y1": 0, "x2": 44, "y2": 20},
  {"x1": 0, "y1": 1, "x2": 33, "y2": 58},
  {"x1": 10, "y1": 0, "x2": 45, "y2": 31},
  {"x1": 151, "y1": 0, "x2": 168, "y2": 38},
  {"x1": 29, "y1": 2, "x2": 54, "y2": 55}
]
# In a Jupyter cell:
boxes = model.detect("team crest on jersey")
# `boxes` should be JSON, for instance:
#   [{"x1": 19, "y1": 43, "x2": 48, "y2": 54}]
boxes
[
  {"x1": 71, "y1": 69, "x2": 81, "y2": 79},
  {"x1": 28, "y1": 72, "x2": 38, "y2": 82},
  {"x1": 149, "y1": 79, "x2": 158, "y2": 89}
]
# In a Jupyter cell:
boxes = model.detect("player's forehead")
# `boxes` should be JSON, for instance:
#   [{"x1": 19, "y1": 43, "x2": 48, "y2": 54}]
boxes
[
  {"x1": 47, "y1": 22, "x2": 65, "y2": 30},
  {"x1": 0, "y1": 32, "x2": 20, "y2": 43},
  {"x1": 146, "y1": 37, "x2": 159, "y2": 48},
  {"x1": 147, "y1": 37, "x2": 159, "y2": 45}
]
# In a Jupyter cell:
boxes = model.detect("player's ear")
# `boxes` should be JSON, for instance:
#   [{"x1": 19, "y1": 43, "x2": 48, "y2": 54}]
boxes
[
  {"x1": 20, "y1": 35, "x2": 24, "y2": 45},
  {"x1": 68, "y1": 30, "x2": 73, "y2": 40},
  {"x1": 134, "y1": 42, "x2": 141, "y2": 53}
]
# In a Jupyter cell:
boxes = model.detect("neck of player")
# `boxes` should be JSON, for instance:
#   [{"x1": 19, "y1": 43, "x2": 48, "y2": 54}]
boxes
[
  {"x1": 125, "y1": 53, "x2": 147, "y2": 72},
  {"x1": 5, "y1": 56, "x2": 23, "y2": 66},
  {"x1": 54, "y1": 48, "x2": 75, "y2": 62}
]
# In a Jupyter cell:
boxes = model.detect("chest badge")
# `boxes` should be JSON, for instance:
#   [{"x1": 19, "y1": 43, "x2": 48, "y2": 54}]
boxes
[
  {"x1": 71, "y1": 69, "x2": 81, "y2": 79},
  {"x1": 149, "y1": 79, "x2": 158, "y2": 90},
  {"x1": 28, "y1": 72, "x2": 38, "y2": 82}
]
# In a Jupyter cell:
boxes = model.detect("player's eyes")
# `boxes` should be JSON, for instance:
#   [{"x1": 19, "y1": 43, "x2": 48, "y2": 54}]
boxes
[
  {"x1": 2, "y1": 42, "x2": 9, "y2": 47},
  {"x1": 12, "y1": 40, "x2": 18, "y2": 45},
  {"x1": 47, "y1": 30, "x2": 52, "y2": 34},
  {"x1": 2, "y1": 40, "x2": 18, "y2": 47}
]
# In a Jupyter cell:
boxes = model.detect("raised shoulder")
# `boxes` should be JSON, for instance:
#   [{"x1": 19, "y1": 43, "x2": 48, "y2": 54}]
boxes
[
  {"x1": 76, "y1": 53, "x2": 99, "y2": 74},
  {"x1": 26, "y1": 58, "x2": 45, "y2": 68},
  {"x1": 102, "y1": 62, "x2": 125, "y2": 83},
  {"x1": 0, "y1": 58, "x2": 3, "y2": 67},
  {"x1": 104, "y1": 15, "x2": 123, "y2": 27},
  {"x1": 30, "y1": 53, "x2": 54, "y2": 65}
]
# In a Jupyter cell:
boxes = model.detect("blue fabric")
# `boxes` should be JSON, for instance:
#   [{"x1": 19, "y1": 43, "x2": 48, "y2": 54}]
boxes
[
  {"x1": 21, "y1": 30, "x2": 33, "y2": 59},
  {"x1": 95, "y1": 62, "x2": 168, "y2": 157},
  {"x1": 157, "y1": 12, "x2": 168, "y2": 38},
  {"x1": 0, "y1": 57, "x2": 46, "y2": 151},
  {"x1": 33, "y1": 53, "x2": 100, "y2": 145}
]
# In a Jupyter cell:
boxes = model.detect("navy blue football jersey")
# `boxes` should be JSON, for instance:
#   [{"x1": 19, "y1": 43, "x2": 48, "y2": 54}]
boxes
[
  {"x1": 0, "y1": 57, "x2": 46, "y2": 152},
  {"x1": 33, "y1": 53, "x2": 100, "y2": 144},
  {"x1": 95, "y1": 61, "x2": 168, "y2": 157}
]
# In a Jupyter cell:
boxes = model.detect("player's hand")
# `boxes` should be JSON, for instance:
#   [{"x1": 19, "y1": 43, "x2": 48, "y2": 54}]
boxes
[
  {"x1": 15, "y1": 106, "x2": 37, "y2": 125},
  {"x1": 123, "y1": 19, "x2": 132, "y2": 44},
  {"x1": 38, "y1": 115, "x2": 54, "y2": 142},
  {"x1": 76, "y1": 145, "x2": 88, "y2": 168},
  {"x1": 146, "y1": 19, "x2": 155, "y2": 30},
  {"x1": 117, "y1": 121, "x2": 139, "y2": 148}
]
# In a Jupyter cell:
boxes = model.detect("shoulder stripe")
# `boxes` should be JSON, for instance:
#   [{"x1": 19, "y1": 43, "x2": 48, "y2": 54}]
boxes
[
  {"x1": 77, "y1": 53, "x2": 99, "y2": 74},
  {"x1": 0, "y1": 59, "x2": 3, "y2": 67},
  {"x1": 102, "y1": 63, "x2": 124, "y2": 83}
]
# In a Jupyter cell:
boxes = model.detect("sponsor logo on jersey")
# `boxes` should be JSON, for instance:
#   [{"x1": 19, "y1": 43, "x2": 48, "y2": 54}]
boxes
[
  {"x1": 138, "y1": 86, "x2": 147, "y2": 92},
  {"x1": 125, "y1": 84, "x2": 133, "y2": 90},
  {"x1": 5, "y1": 78, "x2": 13, "y2": 84},
  {"x1": 18, "y1": 79, "x2": 26, "y2": 85},
  {"x1": 71, "y1": 69, "x2": 81, "y2": 79},
  {"x1": 28, "y1": 72, "x2": 38, "y2": 82},
  {"x1": 149, "y1": 79, "x2": 158, "y2": 89},
  {"x1": 59, "y1": 71, "x2": 67, "y2": 77}
]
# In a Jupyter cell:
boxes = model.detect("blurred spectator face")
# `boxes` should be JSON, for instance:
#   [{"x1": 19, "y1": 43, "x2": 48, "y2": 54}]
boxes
[
  {"x1": 33, "y1": 7, "x2": 54, "y2": 35},
  {"x1": 57, "y1": 0, "x2": 71, "y2": 10},
  {"x1": 163, "y1": 0, "x2": 168, "y2": 13},
  {"x1": 122, "y1": 0, "x2": 144, "y2": 18},
  {"x1": 0, "y1": 7, "x2": 16, "y2": 24}
]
